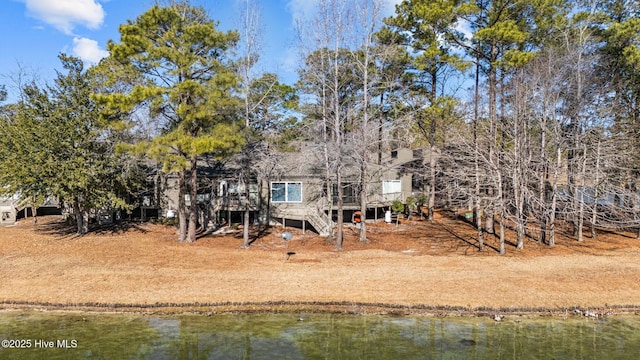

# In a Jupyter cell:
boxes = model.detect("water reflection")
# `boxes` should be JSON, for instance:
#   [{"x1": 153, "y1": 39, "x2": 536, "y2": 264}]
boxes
[{"x1": 0, "y1": 311, "x2": 639, "y2": 359}]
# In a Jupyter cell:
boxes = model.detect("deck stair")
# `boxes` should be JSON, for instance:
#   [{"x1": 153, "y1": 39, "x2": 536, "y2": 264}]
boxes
[{"x1": 272, "y1": 206, "x2": 335, "y2": 237}]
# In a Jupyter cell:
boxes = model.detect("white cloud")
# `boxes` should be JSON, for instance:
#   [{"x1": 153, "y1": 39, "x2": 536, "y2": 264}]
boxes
[
  {"x1": 72, "y1": 37, "x2": 108, "y2": 64},
  {"x1": 20, "y1": 0, "x2": 105, "y2": 35},
  {"x1": 286, "y1": 0, "x2": 317, "y2": 23}
]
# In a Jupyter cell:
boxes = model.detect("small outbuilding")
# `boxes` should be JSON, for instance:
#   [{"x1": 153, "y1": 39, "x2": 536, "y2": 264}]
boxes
[{"x1": 0, "y1": 196, "x2": 17, "y2": 225}]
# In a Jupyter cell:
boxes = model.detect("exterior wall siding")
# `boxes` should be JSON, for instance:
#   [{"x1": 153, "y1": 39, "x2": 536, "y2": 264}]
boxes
[
  {"x1": 156, "y1": 147, "x2": 426, "y2": 232},
  {"x1": 1, "y1": 205, "x2": 16, "y2": 225}
]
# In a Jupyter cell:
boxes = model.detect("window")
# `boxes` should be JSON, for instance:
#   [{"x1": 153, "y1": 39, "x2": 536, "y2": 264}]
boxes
[
  {"x1": 196, "y1": 193, "x2": 210, "y2": 203},
  {"x1": 383, "y1": 180, "x2": 401, "y2": 194},
  {"x1": 271, "y1": 182, "x2": 302, "y2": 202},
  {"x1": 220, "y1": 181, "x2": 260, "y2": 205},
  {"x1": 332, "y1": 183, "x2": 357, "y2": 204},
  {"x1": 249, "y1": 183, "x2": 259, "y2": 204},
  {"x1": 142, "y1": 195, "x2": 152, "y2": 207},
  {"x1": 185, "y1": 193, "x2": 210, "y2": 206},
  {"x1": 228, "y1": 182, "x2": 245, "y2": 195},
  {"x1": 219, "y1": 181, "x2": 227, "y2": 196},
  {"x1": 382, "y1": 180, "x2": 402, "y2": 201}
]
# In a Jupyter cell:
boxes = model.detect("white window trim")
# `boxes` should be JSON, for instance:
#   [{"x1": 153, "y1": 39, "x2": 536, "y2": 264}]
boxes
[
  {"x1": 382, "y1": 180, "x2": 402, "y2": 194},
  {"x1": 382, "y1": 180, "x2": 402, "y2": 202},
  {"x1": 271, "y1": 181, "x2": 303, "y2": 203}
]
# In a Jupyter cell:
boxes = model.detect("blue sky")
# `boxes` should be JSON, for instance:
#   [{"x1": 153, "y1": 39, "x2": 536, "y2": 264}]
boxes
[{"x1": 1, "y1": 0, "x2": 401, "y2": 103}]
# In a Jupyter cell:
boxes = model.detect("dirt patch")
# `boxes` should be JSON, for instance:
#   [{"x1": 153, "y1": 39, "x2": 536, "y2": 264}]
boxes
[{"x1": 1, "y1": 212, "x2": 639, "y2": 316}]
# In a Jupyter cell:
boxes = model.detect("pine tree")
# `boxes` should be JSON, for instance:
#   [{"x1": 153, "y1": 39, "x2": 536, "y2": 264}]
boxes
[
  {"x1": 384, "y1": 0, "x2": 470, "y2": 225},
  {"x1": 0, "y1": 55, "x2": 141, "y2": 234},
  {"x1": 0, "y1": 85, "x2": 6, "y2": 103},
  {"x1": 98, "y1": 2, "x2": 244, "y2": 242}
]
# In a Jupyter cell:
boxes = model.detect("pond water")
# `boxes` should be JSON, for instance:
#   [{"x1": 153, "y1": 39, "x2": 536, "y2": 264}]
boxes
[{"x1": 1, "y1": 311, "x2": 639, "y2": 359}]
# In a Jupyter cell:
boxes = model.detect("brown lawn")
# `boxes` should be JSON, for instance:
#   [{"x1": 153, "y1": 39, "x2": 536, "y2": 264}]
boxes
[{"x1": 1, "y1": 211, "x2": 639, "y2": 316}]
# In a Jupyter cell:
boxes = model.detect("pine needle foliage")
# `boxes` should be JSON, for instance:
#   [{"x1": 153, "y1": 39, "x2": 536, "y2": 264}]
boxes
[{"x1": 96, "y1": 1, "x2": 244, "y2": 242}]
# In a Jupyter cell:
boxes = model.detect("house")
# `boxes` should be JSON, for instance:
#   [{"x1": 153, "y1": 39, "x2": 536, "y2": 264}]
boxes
[
  {"x1": 0, "y1": 195, "x2": 16, "y2": 225},
  {"x1": 158, "y1": 144, "x2": 428, "y2": 236},
  {"x1": 0, "y1": 194, "x2": 62, "y2": 225}
]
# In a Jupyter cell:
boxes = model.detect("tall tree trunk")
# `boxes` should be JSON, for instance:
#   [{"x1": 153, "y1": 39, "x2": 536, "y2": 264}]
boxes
[
  {"x1": 242, "y1": 176, "x2": 251, "y2": 248},
  {"x1": 591, "y1": 140, "x2": 601, "y2": 239},
  {"x1": 428, "y1": 70, "x2": 437, "y2": 222},
  {"x1": 242, "y1": 79, "x2": 251, "y2": 248},
  {"x1": 515, "y1": 191, "x2": 525, "y2": 249},
  {"x1": 82, "y1": 207, "x2": 89, "y2": 234},
  {"x1": 513, "y1": 81, "x2": 525, "y2": 250},
  {"x1": 497, "y1": 70, "x2": 508, "y2": 245},
  {"x1": 360, "y1": 163, "x2": 368, "y2": 243},
  {"x1": 570, "y1": 31, "x2": 585, "y2": 238},
  {"x1": 323, "y1": 98, "x2": 334, "y2": 244},
  {"x1": 378, "y1": 93, "x2": 384, "y2": 165},
  {"x1": 428, "y1": 145, "x2": 436, "y2": 222},
  {"x1": 243, "y1": 206, "x2": 250, "y2": 246},
  {"x1": 74, "y1": 201, "x2": 82, "y2": 233},
  {"x1": 186, "y1": 156, "x2": 198, "y2": 243},
  {"x1": 539, "y1": 110, "x2": 548, "y2": 244},
  {"x1": 549, "y1": 148, "x2": 561, "y2": 247},
  {"x1": 485, "y1": 47, "x2": 497, "y2": 235},
  {"x1": 73, "y1": 200, "x2": 88, "y2": 235},
  {"x1": 632, "y1": 173, "x2": 639, "y2": 240},
  {"x1": 359, "y1": 163, "x2": 368, "y2": 243},
  {"x1": 473, "y1": 57, "x2": 483, "y2": 251},
  {"x1": 577, "y1": 144, "x2": 587, "y2": 242},
  {"x1": 514, "y1": 177, "x2": 525, "y2": 249},
  {"x1": 498, "y1": 171, "x2": 505, "y2": 255},
  {"x1": 570, "y1": 143, "x2": 579, "y2": 237},
  {"x1": 332, "y1": 36, "x2": 343, "y2": 249},
  {"x1": 262, "y1": 177, "x2": 269, "y2": 226},
  {"x1": 359, "y1": 27, "x2": 372, "y2": 243},
  {"x1": 333, "y1": 95, "x2": 344, "y2": 248},
  {"x1": 29, "y1": 199, "x2": 37, "y2": 224},
  {"x1": 178, "y1": 171, "x2": 187, "y2": 242},
  {"x1": 238, "y1": 0, "x2": 262, "y2": 247},
  {"x1": 335, "y1": 171, "x2": 344, "y2": 249}
]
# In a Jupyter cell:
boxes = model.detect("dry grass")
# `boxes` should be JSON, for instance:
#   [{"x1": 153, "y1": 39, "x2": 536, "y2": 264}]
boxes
[{"x1": 1, "y1": 212, "x2": 639, "y2": 315}]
